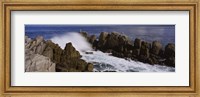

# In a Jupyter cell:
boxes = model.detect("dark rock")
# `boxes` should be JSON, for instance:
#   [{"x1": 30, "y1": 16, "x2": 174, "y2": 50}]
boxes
[
  {"x1": 63, "y1": 42, "x2": 81, "y2": 59},
  {"x1": 86, "y1": 31, "x2": 175, "y2": 67},
  {"x1": 92, "y1": 40, "x2": 98, "y2": 50},
  {"x1": 44, "y1": 40, "x2": 63, "y2": 63},
  {"x1": 56, "y1": 42, "x2": 94, "y2": 72},
  {"x1": 151, "y1": 41, "x2": 162, "y2": 55},
  {"x1": 85, "y1": 51, "x2": 93, "y2": 54},
  {"x1": 146, "y1": 58, "x2": 154, "y2": 65},
  {"x1": 164, "y1": 43, "x2": 175, "y2": 67},
  {"x1": 158, "y1": 49, "x2": 165, "y2": 58},
  {"x1": 56, "y1": 59, "x2": 89, "y2": 72},
  {"x1": 134, "y1": 38, "x2": 141, "y2": 49},
  {"x1": 132, "y1": 49, "x2": 140, "y2": 57},
  {"x1": 76, "y1": 59, "x2": 87, "y2": 71},
  {"x1": 87, "y1": 63, "x2": 94, "y2": 72},
  {"x1": 138, "y1": 55, "x2": 148, "y2": 63},
  {"x1": 164, "y1": 43, "x2": 175, "y2": 58},
  {"x1": 98, "y1": 32, "x2": 108, "y2": 48},
  {"x1": 104, "y1": 32, "x2": 130, "y2": 49},
  {"x1": 89, "y1": 35, "x2": 96, "y2": 44},
  {"x1": 165, "y1": 57, "x2": 175, "y2": 67},
  {"x1": 42, "y1": 46, "x2": 54, "y2": 60},
  {"x1": 140, "y1": 41, "x2": 150, "y2": 58}
]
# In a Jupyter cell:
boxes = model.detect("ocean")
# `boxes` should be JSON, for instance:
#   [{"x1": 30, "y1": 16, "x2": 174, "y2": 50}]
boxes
[
  {"x1": 25, "y1": 25, "x2": 175, "y2": 47},
  {"x1": 25, "y1": 25, "x2": 175, "y2": 72}
]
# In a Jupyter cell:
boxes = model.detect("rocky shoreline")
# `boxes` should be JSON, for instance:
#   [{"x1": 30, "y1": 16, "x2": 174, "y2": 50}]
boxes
[
  {"x1": 80, "y1": 31, "x2": 175, "y2": 67},
  {"x1": 25, "y1": 31, "x2": 175, "y2": 72},
  {"x1": 25, "y1": 36, "x2": 93, "y2": 72}
]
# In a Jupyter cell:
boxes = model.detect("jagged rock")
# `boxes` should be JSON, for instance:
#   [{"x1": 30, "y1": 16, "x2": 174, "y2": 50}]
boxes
[
  {"x1": 25, "y1": 36, "x2": 32, "y2": 44},
  {"x1": 146, "y1": 58, "x2": 154, "y2": 65},
  {"x1": 25, "y1": 35, "x2": 46, "y2": 54},
  {"x1": 104, "y1": 32, "x2": 119, "y2": 49},
  {"x1": 56, "y1": 42, "x2": 93, "y2": 72},
  {"x1": 96, "y1": 32, "x2": 131, "y2": 52},
  {"x1": 56, "y1": 59, "x2": 91, "y2": 72},
  {"x1": 164, "y1": 43, "x2": 175, "y2": 67},
  {"x1": 151, "y1": 41, "x2": 162, "y2": 55},
  {"x1": 140, "y1": 41, "x2": 150, "y2": 58},
  {"x1": 63, "y1": 42, "x2": 81, "y2": 59},
  {"x1": 35, "y1": 36, "x2": 44, "y2": 45},
  {"x1": 132, "y1": 49, "x2": 140, "y2": 56},
  {"x1": 86, "y1": 31, "x2": 175, "y2": 67},
  {"x1": 89, "y1": 35, "x2": 96, "y2": 44},
  {"x1": 35, "y1": 41, "x2": 46, "y2": 54},
  {"x1": 25, "y1": 36, "x2": 93, "y2": 72},
  {"x1": 98, "y1": 32, "x2": 108, "y2": 48},
  {"x1": 164, "y1": 43, "x2": 175, "y2": 58},
  {"x1": 45, "y1": 40, "x2": 63, "y2": 63},
  {"x1": 134, "y1": 38, "x2": 141, "y2": 49},
  {"x1": 42, "y1": 46, "x2": 54, "y2": 60},
  {"x1": 25, "y1": 50, "x2": 55, "y2": 72},
  {"x1": 165, "y1": 57, "x2": 175, "y2": 67},
  {"x1": 92, "y1": 40, "x2": 98, "y2": 50},
  {"x1": 158, "y1": 49, "x2": 165, "y2": 58}
]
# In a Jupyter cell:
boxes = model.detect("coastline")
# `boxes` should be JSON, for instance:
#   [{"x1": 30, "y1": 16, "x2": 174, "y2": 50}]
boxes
[{"x1": 25, "y1": 31, "x2": 175, "y2": 72}]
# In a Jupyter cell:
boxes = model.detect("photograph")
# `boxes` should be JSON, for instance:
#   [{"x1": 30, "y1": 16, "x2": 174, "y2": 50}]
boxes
[
  {"x1": 25, "y1": 25, "x2": 175, "y2": 72},
  {"x1": 2, "y1": 0, "x2": 198, "y2": 95}
]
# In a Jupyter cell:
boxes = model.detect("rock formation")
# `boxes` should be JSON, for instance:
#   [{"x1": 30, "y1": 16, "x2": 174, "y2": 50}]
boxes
[
  {"x1": 164, "y1": 43, "x2": 175, "y2": 67},
  {"x1": 56, "y1": 42, "x2": 93, "y2": 72},
  {"x1": 25, "y1": 50, "x2": 56, "y2": 72},
  {"x1": 80, "y1": 31, "x2": 175, "y2": 67},
  {"x1": 25, "y1": 35, "x2": 93, "y2": 72},
  {"x1": 25, "y1": 36, "x2": 56, "y2": 72}
]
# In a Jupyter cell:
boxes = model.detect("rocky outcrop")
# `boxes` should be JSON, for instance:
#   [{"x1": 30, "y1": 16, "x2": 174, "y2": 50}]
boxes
[
  {"x1": 25, "y1": 36, "x2": 56, "y2": 72},
  {"x1": 134, "y1": 38, "x2": 141, "y2": 49},
  {"x1": 164, "y1": 43, "x2": 175, "y2": 67},
  {"x1": 56, "y1": 42, "x2": 93, "y2": 72},
  {"x1": 44, "y1": 40, "x2": 63, "y2": 63},
  {"x1": 82, "y1": 32, "x2": 175, "y2": 67},
  {"x1": 151, "y1": 41, "x2": 162, "y2": 55},
  {"x1": 63, "y1": 43, "x2": 81, "y2": 59},
  {"x1": 97, "y1": 32, "x2": 108, "y2": 50},
  {"x1": 138, "y1": 41, "x2": 150, "y2": 62},
  {"x1": 25, "y1": 50, "x2": 56, "y2": 72},
  {"x1": 25, "y1": 35, "x2": 93, "y2": 72},
  {"x1": 89, "y1": 35, "x2": 96, "y2": 44}
]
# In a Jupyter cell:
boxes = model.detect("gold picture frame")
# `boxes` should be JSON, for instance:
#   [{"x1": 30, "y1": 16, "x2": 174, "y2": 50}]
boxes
[{"x1": 0, "y1": 0, "x2": 199, "y2": 97}]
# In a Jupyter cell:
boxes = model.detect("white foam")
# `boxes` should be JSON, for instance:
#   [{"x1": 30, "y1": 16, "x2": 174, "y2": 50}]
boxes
[
  {"x1": 50, "y1": 32, "x2": 175, "y2": 72},
  {"x1": 81, "y1": 51, "x2": 175, "y2": 72},
  {"x1": 50, "y1": 32, "x2": 92, "y2": 52}
]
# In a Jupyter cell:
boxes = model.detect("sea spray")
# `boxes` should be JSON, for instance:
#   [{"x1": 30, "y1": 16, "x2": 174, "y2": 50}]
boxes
[
  {"x1": 50, "y1": 32, "x2": 175, "y2": 72},
  {"x1": 50, "y1": 32, "x2": 92, "y2": 52},
  {"x1": 81, "y1": 51, "x2": 175, "y2": 72}
]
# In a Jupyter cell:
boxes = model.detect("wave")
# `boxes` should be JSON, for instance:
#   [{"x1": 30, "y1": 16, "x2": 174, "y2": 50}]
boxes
[
  {"x1": 81, "y1": 51, "x2": 175, "y2": 72},
  {"x1": 50, "y1": 32, "x2": 175, "y2": 72},
  {"x1": 50, "y1": 32, "x2": 92, "y2": 52}
]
